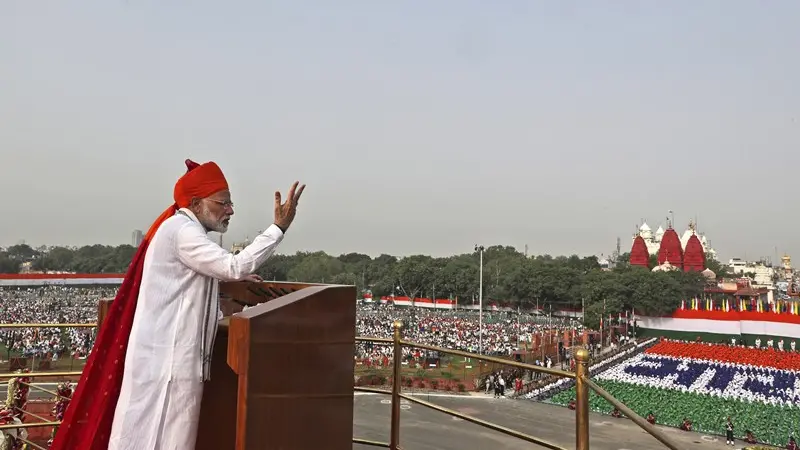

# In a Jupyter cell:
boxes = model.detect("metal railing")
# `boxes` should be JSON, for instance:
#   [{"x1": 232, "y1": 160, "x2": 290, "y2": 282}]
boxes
[
  {"x1": 0, "y1": 322, "x2": 681, "y2": 449},
  {"x1": 0, "y1": 322, "x2": 89, "y2": 380},
  {"x1": 0, "y1": 322, "x2": 88, "y2": 446},
  {"x1": 0, "y1": 323, "x2": 97, "y2": 329},
  {"x1": 353, "y1": 321, "x2": 681, "y2": 450}
]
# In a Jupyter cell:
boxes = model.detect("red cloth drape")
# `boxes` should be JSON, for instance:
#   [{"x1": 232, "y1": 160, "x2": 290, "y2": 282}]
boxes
[{"x1": 50, "y1": 205, "x2": 176, "y2": 450}]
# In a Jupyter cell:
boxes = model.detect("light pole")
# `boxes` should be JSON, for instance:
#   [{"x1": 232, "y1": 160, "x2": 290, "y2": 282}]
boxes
[{"x1": 475, "y1": 245, "x2": 484, "y2": 355}]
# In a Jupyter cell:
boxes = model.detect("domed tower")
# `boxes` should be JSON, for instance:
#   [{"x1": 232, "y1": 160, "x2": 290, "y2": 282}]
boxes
[
  {"x1": 652, "y1": 260, "x2": 679, "y2": 272},
  {"x1": 783, "y1": 255, "x2": 793, "y2": 281},
  {"x1": 639, "y1": 222, "x2": 653, "y2": 240},
  {"x1": 655, "y1": 226, "x2": 665, "y2": 243},
  {"x1": 683, "y1": 234, "x2": 706, "y2": 272},
  {"x1": 630, "y1": 235, "x2": 650, "y2": 268},
  {"x1": 658, "y1": 227, "x2": 683, "y2": 269}
]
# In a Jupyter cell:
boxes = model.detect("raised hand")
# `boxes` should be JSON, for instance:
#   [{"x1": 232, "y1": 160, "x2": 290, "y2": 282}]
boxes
[{"x1": 274, "y1": 181, "x2": 305, "y2": 232}]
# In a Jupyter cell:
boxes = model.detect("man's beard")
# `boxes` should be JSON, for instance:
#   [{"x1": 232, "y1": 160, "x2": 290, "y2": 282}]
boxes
[{"x1": 199, "y1": 204, "x2": 230, "y2": 234}]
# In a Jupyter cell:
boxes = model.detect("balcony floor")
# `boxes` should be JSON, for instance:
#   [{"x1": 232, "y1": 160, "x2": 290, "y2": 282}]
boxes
[{"x1": 353, "y1": 392, "x2": 742, "y2": 450}]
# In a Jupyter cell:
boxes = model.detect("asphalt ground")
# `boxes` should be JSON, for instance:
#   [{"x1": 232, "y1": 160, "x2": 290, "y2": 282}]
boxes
[
  {"x1": 3, "y1": 386, "x2": 766, "y2": 449},
  {"x1": 353, "y1": 392, "x2": 762, "y2": 450}
]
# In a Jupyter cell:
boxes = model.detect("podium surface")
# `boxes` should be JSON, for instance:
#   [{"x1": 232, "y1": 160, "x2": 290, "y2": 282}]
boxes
[{"x1": 195, "y1": 281, "x2": 357, "y2": 450}]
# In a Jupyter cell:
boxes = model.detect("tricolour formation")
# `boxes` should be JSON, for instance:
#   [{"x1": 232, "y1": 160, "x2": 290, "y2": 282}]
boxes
[
  {"x1": 637, "y1": 308, "x2": 800, "y2": 342},
  {"x1": 549, "y1": 340, "x2": 799, "y2": 446}
]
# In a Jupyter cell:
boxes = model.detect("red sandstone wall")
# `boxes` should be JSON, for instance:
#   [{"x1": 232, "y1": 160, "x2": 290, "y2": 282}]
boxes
[{"x1": 22, "y1": 400, "x2": 56, "y2": 443}]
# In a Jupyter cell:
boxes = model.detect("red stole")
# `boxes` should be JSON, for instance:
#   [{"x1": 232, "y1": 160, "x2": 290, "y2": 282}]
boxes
[{"x1": 51, "y1": 206, "x2": 176, "y2": 450}]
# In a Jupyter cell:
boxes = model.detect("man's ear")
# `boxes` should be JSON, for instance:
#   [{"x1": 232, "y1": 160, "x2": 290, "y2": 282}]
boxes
[{"x1": 189, "y1": 197, "x2": 202, "y2": 212}]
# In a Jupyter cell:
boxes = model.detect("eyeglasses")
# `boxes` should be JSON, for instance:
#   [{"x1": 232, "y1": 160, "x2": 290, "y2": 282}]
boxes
[{"x1": 207, "y1": 199, "x2": 234, "y2": 209}]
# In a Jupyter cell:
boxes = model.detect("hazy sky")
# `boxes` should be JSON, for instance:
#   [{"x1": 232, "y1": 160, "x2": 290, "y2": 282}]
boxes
[{"x1": 2, "y1": 1, "x2": 798, "y2": 261}]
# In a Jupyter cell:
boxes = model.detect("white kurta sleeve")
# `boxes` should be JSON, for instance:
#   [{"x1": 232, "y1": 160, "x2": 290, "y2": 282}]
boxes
[{"x1": 176, "y1": 223, "x2": 284, "y2": 281}]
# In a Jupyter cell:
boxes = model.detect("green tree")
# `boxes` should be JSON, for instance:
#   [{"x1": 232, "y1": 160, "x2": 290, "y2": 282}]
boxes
[
  {"x1": 434, "y1": 255, "x2": 480, "y2": 302},
  {"x1": 580, "y1": 270, "x2": 625, "y2": 328},
  {"x1": 258, "y1": 253, "x2": 296, "y2": 281},
  {"x1": 6, "y1": 244, "x2": 38, "y2": 261},
  {"x1": 482, "y1": 245, "x2": 525, "y2": 301},
  {"x1": 286, "y1": 252, "x2": 344, "y2": 283},
  {"x1": 0, "y1": 239, "x2": 716, "y2": 321},
  {"x1": 616, "y1": 252, "x2": 631, "y2": 265},
  {"x1": 0, "y1": 251, "x2": 19, "y2": 273},
  {"x1": 502, "y1": 258, "x2": 539, "y2": 306},
  {"x1": 394, "y1": 255, "x2": 435, "y2": 303},
  {"x1": 366, "y1": 254, "x2": 398, "y2": 297},
  {"x1": 329, "y1": 272, "x2": 363, "y2": 296},
  {"x1": 32, "y1": 246, "x2": 75, "y2": 272},
  {"x1": 704, "y1": 253, "x2": 728, "y2": 277}
]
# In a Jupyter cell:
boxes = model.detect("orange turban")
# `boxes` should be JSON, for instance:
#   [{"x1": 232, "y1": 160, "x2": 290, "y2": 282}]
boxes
[
  {"x1": 173, "y1": 159, "x2": 229, "y2": 208},
  {"x1": 143, "y1": 159, "x2": 229, "y2": 242}
]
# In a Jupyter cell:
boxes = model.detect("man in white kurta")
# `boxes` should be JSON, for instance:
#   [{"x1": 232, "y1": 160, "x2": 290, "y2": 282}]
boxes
[{"x1": 108, "y1": 161, "x2": 304, "y2": 450}]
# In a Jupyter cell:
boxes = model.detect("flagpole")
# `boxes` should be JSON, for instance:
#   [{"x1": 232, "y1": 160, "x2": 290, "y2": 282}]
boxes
[
  {"x1": 517, "y1": 305, "x2": 521, "y2": 349},
  {"x1": 601, "y1": 298, "x2": 605, "y2": 349},
  {"x1": 548, "y1": 304, "x2": 552, "y2": 359},
  {"x1": 475, "y1": 245, "x2": 484, "y2": 355},
  {"x1": 479, "y1": 248, "x2": 483, "y2": 354},
  {"x1": 581, "y1": 296, "x2": 585, "y2": 343}
]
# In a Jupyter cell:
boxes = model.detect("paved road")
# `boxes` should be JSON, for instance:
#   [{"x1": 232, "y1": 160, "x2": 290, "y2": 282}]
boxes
[
  {"x1": 1, "y1": 387, "x2": 764, "y2": 449},
  {"x1": 0, "y1": 383, "x2": 63, "y2": 401},
  {"x1": 353, "y1": 393, "x2": 757, "y2": 450}
]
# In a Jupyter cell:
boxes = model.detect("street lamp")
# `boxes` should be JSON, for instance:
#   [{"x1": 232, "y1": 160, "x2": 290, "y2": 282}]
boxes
[{"x1": 475, "y1": 245, "x2": 484, "y2": 355}]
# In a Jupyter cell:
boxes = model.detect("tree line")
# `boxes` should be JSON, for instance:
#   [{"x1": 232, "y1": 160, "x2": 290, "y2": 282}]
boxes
[{"x1": 0, "y1": 243, "x2": 730, "y2": 327}]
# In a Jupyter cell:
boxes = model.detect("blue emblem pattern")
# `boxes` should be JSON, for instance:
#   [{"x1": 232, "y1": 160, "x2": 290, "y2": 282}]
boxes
[{"x1": 597, "y1": 354, "x2": 800, "y2": 406}]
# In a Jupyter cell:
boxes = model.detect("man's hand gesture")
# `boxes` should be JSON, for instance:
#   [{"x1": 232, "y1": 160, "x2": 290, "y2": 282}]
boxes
[{"x1": 274, "y1": 181, "x2": 305, "y2": 233}]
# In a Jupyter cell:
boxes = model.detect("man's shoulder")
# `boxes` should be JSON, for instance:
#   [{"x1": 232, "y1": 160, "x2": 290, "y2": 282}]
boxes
[
  {"x1": 162, "y1": 212, "x2": 199, "y2": 229},
  {"x1": 156, "y1": 213, "x2": 202, "y2": 238}
]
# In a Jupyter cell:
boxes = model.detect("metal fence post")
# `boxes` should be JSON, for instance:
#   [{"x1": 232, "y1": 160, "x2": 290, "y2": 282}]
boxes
[
  {"x1": 574, "y1": 348, "x2": 590, "y2": 450},
  {"x1": 390, "y1": 320, "x2": 403, "y2": 450}
]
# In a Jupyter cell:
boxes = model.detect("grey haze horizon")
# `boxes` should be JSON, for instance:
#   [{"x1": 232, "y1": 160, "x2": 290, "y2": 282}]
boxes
[{"x1": 2, "y1": 1, "x2": 798, "y2": 262}]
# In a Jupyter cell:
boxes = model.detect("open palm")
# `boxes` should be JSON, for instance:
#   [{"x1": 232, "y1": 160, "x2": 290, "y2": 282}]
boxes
[{"x1": 274, "y1": 181, "x2": 305, "y2": 232}]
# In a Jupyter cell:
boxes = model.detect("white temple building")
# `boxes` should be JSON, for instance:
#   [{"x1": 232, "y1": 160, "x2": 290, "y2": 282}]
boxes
[
  {"x1": 727, "y1": 258, "x2": 776, "y2": 286},
  {"x1": 634, "y1": 220, "x2": 717, "y2": 260}
]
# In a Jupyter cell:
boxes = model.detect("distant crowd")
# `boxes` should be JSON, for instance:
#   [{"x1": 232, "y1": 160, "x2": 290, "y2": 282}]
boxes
[
  {"x1": 0, "y1": 286, "x2": 592, "y2": 364},
  {"x1": 354, "y1": 303, "x2": 586, "y2": 363},
  {"x1": 0, "y1": 286, "x2": 115, "y2": 361}
]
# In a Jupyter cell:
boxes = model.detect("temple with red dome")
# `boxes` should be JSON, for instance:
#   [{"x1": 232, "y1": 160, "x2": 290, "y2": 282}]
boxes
[
  {"x1": 657, "y1": 227, "x2": 684, "y2": 268},
  {"x1": 683, "y1": 234, "x2": 706, "y2": 272},
  {"x1": 630, "y1": 236, "x2": 650, "y2": 268},
  {"x1": 629, "y1": 220, "x2": 707, "y2": 272}
]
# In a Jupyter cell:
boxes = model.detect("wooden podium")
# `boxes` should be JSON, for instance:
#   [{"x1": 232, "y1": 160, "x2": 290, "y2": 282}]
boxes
[{"x1": 195, "y1": 281, "x2": 357, "y2": 450}]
